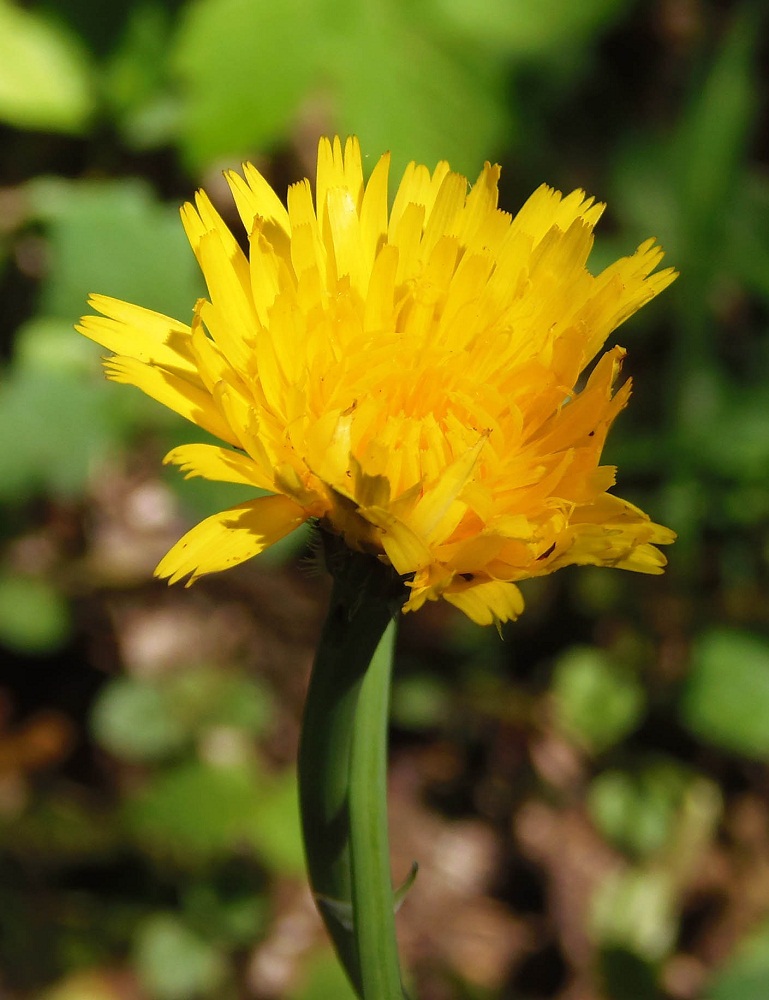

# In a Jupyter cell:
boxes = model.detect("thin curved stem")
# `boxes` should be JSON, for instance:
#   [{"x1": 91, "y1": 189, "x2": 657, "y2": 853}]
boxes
[
  {"x1": 349, "y1": 616, "x2": 404, "y2": 998},
  {"x1": 297, "y1": 532, "x2": 407, "y2": 998}
]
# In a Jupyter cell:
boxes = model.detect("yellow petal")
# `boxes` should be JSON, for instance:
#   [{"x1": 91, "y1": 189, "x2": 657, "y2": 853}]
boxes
[
  {"x1": 359, "y1": 151, "x2": 390, "y2": 274},
  {"x1": 248, "y1": 228, "x2": 284, "y2": 326},
  {"x1": 163, "y1": 443, "x2": 274, "y2": 490},
  {"x1": 409, "y1": 435, "x2": 488, "y2": 543},
  {"x1": 78, "y1": 295, "x2": 197, "y2": 374},
  {"x1": 360, "y1": 506, "x2": 432, "y2": 575},
  {"x1": 325, "y1": 186, "x2": 366, "y2": 293},
  {"x1": 181, "y1": 190, "x2": 251, "y2": 295},
  {"x1": 197, "y1": 230, "x2": 257, "y2": 370},
  {"x1": 225, "y1": 162, "x2": 291, "y2": 245},
  {"x1": 443, "y1": 579, "x2": 525, "y2": 626},
  {"x1": 456, "y1": 162, "x2": 502, "y2": 248},
  {"x1": 316, "y1": 135, "x2": 364, "y2": 221},
  {"x1": 188, "y1": 309, "x2": 240, "y2": 393},
  {"x1": 388, "y1": 160, "x2": 449, "y2": 239},
  {"x1": 420, "y1": 170, "x2": 466, "y2": 259},
  {"x1": 613, "y1": 542, "x2": 670, "y2": 574},
  {"x1": 156, "y1": 495, "x2": 307, "y2": 585},
  {"x1": 104, "y1": 356, "x2": 237, "y2": 445}
]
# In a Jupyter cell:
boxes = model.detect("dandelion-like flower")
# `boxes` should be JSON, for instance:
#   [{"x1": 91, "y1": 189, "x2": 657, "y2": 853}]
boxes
[{"x1": 78, "y1": 136, "x2": 676, "y2": 625}]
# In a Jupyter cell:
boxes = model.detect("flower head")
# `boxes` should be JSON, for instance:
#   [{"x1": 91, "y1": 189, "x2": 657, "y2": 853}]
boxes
[{"x1": 78, "y1": 136, "x2": 676, "y2": 625}]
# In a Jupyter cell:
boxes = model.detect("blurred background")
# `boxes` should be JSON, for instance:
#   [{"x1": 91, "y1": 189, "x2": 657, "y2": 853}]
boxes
[{"x1": 1, "y1": 0, "x2": 769, "y2": 997}]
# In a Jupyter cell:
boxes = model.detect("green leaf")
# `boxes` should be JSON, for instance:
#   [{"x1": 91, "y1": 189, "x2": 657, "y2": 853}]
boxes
[
  {"x1": 171, "y1": 0, "x2": 317, "y2": 167},
  {"x1": 91, "y1": 677, "x2": 189, "y2": 763},
  {"x1": 705, "y1": 920, "x2": 769, "y2": 1000},
  {"x1": 724, "y1": 173, "x2": 769, "y2": 303},
  {"x1": 681, "y1": 628, "x2": 769, "y2": 759},
  {"x1": 611, "y1": 10, "x2": 760, "y2": 318},
  {"x1": 0, "y1": 0, "x2": 94, "y2": 133},
  {"x1": 702, "y1": 387, "x2": 769, "y2": 481},
  {"x1": 598, "y1": 947, "x2": 660, "y2": 1000},
  {"x1": 246, "y1": 772, "x2": 305, "y2": 875},
  {"x1": 675, "y1": 11, "x2": 759, "y2": 248},
  {"x1": 92, "y1": 669, "x2": 273, "y2": 763},
  {"x1": 429, "y1": 0, "x2": 629, "y2": 58},
  {"x1": 128, "y1": 760, "x2": 262, "y2": 860},
  {"x1": 0, "y1": 362, "x2": 119, "y2": 500},
  {"x1": 28, "y1": 177, "x2": 202, "y2": 321},
  {"x1": 134, "y1": 913, "x2": 227, "y2": 1000},
  {"x1": 290, "y1": 951, "x2": 358, "y2": 1000},
  {"x1": 171, "y1": 0, "x2": 512, "y2": 178},
  {"x1": 12, "y1": 317, "x2": 101, "y2": 377},
  {"x1": 167, "y1": 667, "x2": 272, "y2": 737},
  {"x1": 128, "y1": 758, "x2": 304, "y2": 872},
  {"x1": 182, "y1": 876, "x2": 267, "y2": 948},
  {"x1": 552, "y1": 645, "x2": 646, "y2": 753},
  {"x1": 391, "y1": 673, "x2": 451, "y2": 730},
  {"x1": 587, "y1": 760, "x2": 689, "y2": 858},
  {"x1": 326, "y1": 0, "x2": 511, "y2": 180},
  {"x1": 0, "y1": 572, "x2": 70, "y2": 654},
  {"x1": 591, "y1": 868, "x2": 676, "y2": 961}
]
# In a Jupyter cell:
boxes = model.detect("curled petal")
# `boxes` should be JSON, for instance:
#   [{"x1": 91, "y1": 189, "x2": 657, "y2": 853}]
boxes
[
  {"x1": 156, "y1": 495, "x2": 307, "y2": 585},
  {"x1": 104, "y1": 356, "x2": 238, "y2": 446},
  {"x1": 443, "y1": 579, "x2": 525, "y2": 626},
  {"x1": 163, "y1": 443, "x2": 274, "y2": 490},
  {"x1": 78, "y1": 296, "x2": 197, "y2": 374}
]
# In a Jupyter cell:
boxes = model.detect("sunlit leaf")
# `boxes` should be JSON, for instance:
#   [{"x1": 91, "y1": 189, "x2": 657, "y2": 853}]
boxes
[
  {"x1": 170, "y1": 0, "x2": 511, "y2": 177},
  {"x1": 592, "y1": 868, "x2": 676, "y2": 961},
  {"x1": 0, "y1": 0, "x2": 94, "y2": 133},
  {"x1": 128, "y1": 760, "x2": 261, "y2": 859},
  {"x1": 12, "y1": 317, "x2": 100, "y2": 376},
  {"x1": 326, "y1": 0, "x2": 510, "y2": 179},
  {"x1": 92, "y1": 669, "x2": 273, "y2": 764},
  {"x1": 171, "y1": 0, "x2": 316, "y2": 167},
  {"x1": 27, "y1": 177, "x2": 202, "y2": 321}
]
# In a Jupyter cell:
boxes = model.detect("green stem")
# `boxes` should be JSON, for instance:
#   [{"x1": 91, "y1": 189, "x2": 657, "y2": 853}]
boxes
[
  {"x1": 349, "y1": 616, "x2": 404, "y2": 998},
  {"x1": 297, "y1": 532, "x2": 407, "y2": 998}
]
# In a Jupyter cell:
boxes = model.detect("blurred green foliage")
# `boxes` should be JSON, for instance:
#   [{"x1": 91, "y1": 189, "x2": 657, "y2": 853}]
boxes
[
  {"x1": 0, "y1": 0, "x2": 94, "y2": 133},
  {"x1": 552, "y1": 645, "x2": 646, "y2": 753},
  {"x1": 706, "y1": 920, "x2": 769, "y2": 1000},
  {"x1": 1, "y1": 0, "x2": 768, "y2": 998},
  {"x1": 682, "y1": 629, "x2": 769, "y2": 758}
]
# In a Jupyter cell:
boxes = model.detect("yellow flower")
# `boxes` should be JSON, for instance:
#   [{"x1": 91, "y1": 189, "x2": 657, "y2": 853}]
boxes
[{"x1": 78, "y1": 136, "x2": 676, "y2": 626}]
